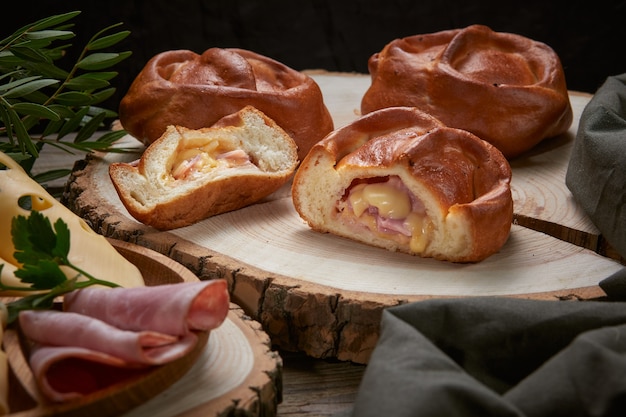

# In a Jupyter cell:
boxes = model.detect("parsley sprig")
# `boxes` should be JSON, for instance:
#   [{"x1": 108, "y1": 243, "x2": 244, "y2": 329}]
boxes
[
  {"x1": 0, "y1": 10, "x2": 133, "y2": 186},
  {"x1": 0, "y1": 210, "x2": 119, "y2": 323}
]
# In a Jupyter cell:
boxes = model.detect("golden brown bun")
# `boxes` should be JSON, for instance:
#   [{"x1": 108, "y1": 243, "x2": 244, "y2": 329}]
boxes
[
  {"x1": 292, "y1": 106, "x2": 513, "y2": 263},
  {"x1": 119, "y1": 48, "x2": 334, "y2": 161},
  {"x1": 110, "y1": 106, "x2": 298, "y2": 230},
  {"x1": 361, "y1": 25, "x2": 573, "y2": 159}
]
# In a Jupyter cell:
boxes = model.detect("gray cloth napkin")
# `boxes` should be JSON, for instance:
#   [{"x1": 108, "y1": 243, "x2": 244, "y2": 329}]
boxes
[
  {"x1": 566, "y1": 73, "x2": 626, "y2": 260},
  {"x1": 352, "y1": 298, "x2": 626, "y2": 417}
]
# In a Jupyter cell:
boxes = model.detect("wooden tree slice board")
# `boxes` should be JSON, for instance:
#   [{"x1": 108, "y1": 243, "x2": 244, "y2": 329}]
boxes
[
  {"x1": 62, "y1": 72, "x2": 625, "y2": 364},
  {"x1": 2, "y1": 240, "x2": 281, "y2": 417}
]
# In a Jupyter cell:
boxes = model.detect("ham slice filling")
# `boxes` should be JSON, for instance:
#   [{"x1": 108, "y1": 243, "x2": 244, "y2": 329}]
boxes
[
  {"x1": 337, "y1": 176, "x2": 433, "y2": 253},
  {"x1": 171, "y1": 138, "x2": 257, "y2": 180},
  {"x1": 18, "y1": 279, "x2": 229, "y2": 402}
]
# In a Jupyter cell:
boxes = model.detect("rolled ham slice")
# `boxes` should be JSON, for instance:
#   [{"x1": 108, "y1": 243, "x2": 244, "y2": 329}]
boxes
[
  {"x1": 28, "y1": 345, "x2": 151, "y2": 402},
  {"x1": 19, "y1": 310, "x2": 198, "y2": 365},
  {"x1": 19, "y1": 280, "x2": 230, "y2": 403},
  {"x1": 63, "y1": 280, "x2": 230, "y2": 336}
]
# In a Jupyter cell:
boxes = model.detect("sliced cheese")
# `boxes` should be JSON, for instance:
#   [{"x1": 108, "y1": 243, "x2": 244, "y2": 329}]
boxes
[{"x1": 0, "y1": 152, "x2": 145, "y2": 292}]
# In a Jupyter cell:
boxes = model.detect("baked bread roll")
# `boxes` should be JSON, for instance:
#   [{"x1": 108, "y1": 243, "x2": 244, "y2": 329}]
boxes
[
  {"x1": 361, "y1": 25, "x2": 573, "y2": 159},
  {"x1": 110, "y1": 106, "x2": 298, "y2": 230},
  {"x1": 119, "y1": 47, "x2": 333, "y2": 161},
  {"x1": 292, "y1": 106, "x2": 513, "y2": 263}
]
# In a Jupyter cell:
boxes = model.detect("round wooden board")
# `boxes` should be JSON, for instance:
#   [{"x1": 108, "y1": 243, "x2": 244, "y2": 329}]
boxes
[
  {"x1": 2, "y1": 240, "x2": 281, "y2": 417},
  {"x1": 62, "y1": 72, "x2": 624, "y2": 364}
]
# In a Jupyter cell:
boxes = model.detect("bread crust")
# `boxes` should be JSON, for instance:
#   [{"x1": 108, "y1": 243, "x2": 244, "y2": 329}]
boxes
[
  {"x1": 110, "y1": 106, "x2": 298, "y2": 230},
  {"x1": 361, "y1": 25, "x2": 573, "y2": 159},
  {"x1": 292, "y1": 107, "x2": 513, "y2": 262},
  {"x1": 119, "y1": 48, "x2": 334, "y2": 161}
]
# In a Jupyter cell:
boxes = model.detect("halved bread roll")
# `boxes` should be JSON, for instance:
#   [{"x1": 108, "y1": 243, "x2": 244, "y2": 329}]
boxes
[
  {"x1": 109, "y1": 106, "x2": 298, "y2": 230},
  {"x1": 292, "y1": 106, "x2": 513, "y2": 263}
]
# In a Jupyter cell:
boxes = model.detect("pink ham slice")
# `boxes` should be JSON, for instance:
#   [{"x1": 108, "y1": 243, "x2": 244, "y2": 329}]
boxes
[
  {"x1": 28, "y1": 345, "x2": 151, "y2": 402},
  {"x1": 19, "y1": 280, "x2": 230, "y2": 403},
  {"x1": 63, "y1": 279, "x2": 230, "y2": 335},
  {"x1": 19, "y1": 310, "x2": 198, "y2": 365}
]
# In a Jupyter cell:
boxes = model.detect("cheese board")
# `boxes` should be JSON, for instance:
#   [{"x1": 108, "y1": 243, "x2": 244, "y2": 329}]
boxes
[
  {"x1": 2, "y1": 240, "x2": 281, "y2": 417},
  {"x1": 62, "y1": 71, "x2": 625, "y2": 363}
]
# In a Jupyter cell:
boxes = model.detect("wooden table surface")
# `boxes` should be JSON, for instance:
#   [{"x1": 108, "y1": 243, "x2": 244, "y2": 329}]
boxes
[{"x1": 278, "y1": 352, "x2": 363, "y2": 417}]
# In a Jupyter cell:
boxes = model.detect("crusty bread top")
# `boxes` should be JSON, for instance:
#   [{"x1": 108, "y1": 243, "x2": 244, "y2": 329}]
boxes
[
  {"x1": 361, "y1": 25, "x2": 573, "y2": 159},
  {"x1": 110, "y1": 106, "x2": 298, "y2": 230},
  {"x1": 292, "y1": 106, "x2": 513, "y2": 262},
  {"x1": 119, "y1": 48, "x2": 333, "y2": 161}
]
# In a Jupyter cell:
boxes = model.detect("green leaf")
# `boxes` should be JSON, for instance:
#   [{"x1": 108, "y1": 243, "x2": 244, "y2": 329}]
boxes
[
  {"x1": 87, "y1": 105, "x2": 118, "y2": 119},
  {"x1": 19, "y1": 114, "x2": 42, "y2": 131},
  {"x1": 64, "y1": 74, "x2": 110, "y2": 90},
  {"x1": 24, "y1": 30, "x2": 75, "y2": 42},
  {"x1": 7, "y1": 107, "x2": 38, "y2": 156},
  {"x1": 21, "y1": 60, "x2": 69, "y2": 79},
  {"x1": 9, "y1": 45, "x2": 52, "y2": 63},
  {"x1": 87, "y1": 30, "x2": 130, "y2": 50},
  {"x1": 77, "y1": 51, "x2": 132, "y2": 71},
  {"x1": 0, "y1": 70, "x2": 24, "y2": 82},
  {"x1": 5, "y1": 294, "x2": 53, "y2": 323},
  {"x1": 11, "y1": 102, "x2": 60, "y2": 120},
  {"x1": 47, "y1": 104, "x2": 75, "y2": 118},
  {"x1": 97, "y1": 129, "x2": 128, "y2": 144},
  {"x1": 41, "y1": 117, "x2": 64, "y2": 137},
  {"x1": 53, "y1": 91, "x2": 94, "y2": 106},
  {"x1": 32, "y1": 168, "x2": 71, "y2": 183},
  {"x1": 80, "y1": 71, "x2": 119, "y2": 81},
  {"x1": 57, "y1": 106, "x2": 88, "y2": 138},
  {"x1": 3, "y1": 78, "x2": 59, "y2": 99},
  {"x1": 75, "y1": 111, "x2": 107, "y2": 142},
  {"x1": 11, "y1": 211, "x2": 60, "y2": 267},
  {"x1": 52, "y1": 140, "x2": 119, "y2": 152},
  {"x1": 0, "y1": 151, "x2": 32, "y2": 164},
  {"x1": 52, "y1": 217, "x2": 71, "y2": 258},
  {"x1": 27, "y1": 11, "x2": 81, "y2": 33},
  {"x1": 90, "y1": 87, "x2": 115, "y2": 104},
  {"x1": 14, "y1": 259, "x2": 68, "y2": 289},
  {"x1": 0, "y1": 52, "x2": 22, "y2": 66},
  {"x1": 0, "y1": 76, "x2": 42, "y2": 93},
  {"x1": 0, "y1": 104, "x2": 15, "y2": 143}
]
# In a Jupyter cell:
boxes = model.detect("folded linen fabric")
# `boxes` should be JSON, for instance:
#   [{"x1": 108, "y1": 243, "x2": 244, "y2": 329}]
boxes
[
  {"x1": 566, "y1": 73, "x2": 626, "y2": 261},
  {"x1": 351, "y1": 297, "x2": 626, "y2": 417},
  {"x1": 566, "y1": 72, "x2": 626, "y2": 296}
]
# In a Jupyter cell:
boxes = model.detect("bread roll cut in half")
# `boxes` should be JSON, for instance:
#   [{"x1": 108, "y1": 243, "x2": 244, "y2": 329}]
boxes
[
  {"x1": 109, "y1": 106, "x2": 298, "y2": 230},
  {"x1": 361, "y1": 25, "x2": 573, "y2": 159},
  {"x1": 292, "y1": 107, "x2": 513, "y2": 263},
  {"x1": 119, "y1": 47, "x2": 333, "y2": 161}
]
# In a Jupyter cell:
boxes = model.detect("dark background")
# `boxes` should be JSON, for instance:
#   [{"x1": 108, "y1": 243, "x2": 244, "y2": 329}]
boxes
[{"x1": 6, "y1": 0, "x2": 625, "y2": 112}]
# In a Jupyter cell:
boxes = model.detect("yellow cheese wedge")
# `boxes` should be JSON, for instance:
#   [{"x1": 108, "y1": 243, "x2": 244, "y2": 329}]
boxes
[{"x1": 0, "y1": 152, "x2": 145, "y2": 292}]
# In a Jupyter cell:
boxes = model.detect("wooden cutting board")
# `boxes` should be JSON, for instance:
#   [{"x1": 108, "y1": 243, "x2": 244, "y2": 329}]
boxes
[
  {"x1": 2, "y1": 240, "x2": 281, "y2": 417},
  {"x1": 62, "y1": 71, "x2": 625, "y2": 364}
]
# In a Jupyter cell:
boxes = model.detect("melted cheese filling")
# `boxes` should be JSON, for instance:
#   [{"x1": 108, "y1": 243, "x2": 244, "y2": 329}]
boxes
[
  {"x1": 171, "y1": 138, "x2": 255, "y2": 180},
  {"x1": 338, "y1": 176, "x2": 433, "y2": 253}
]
